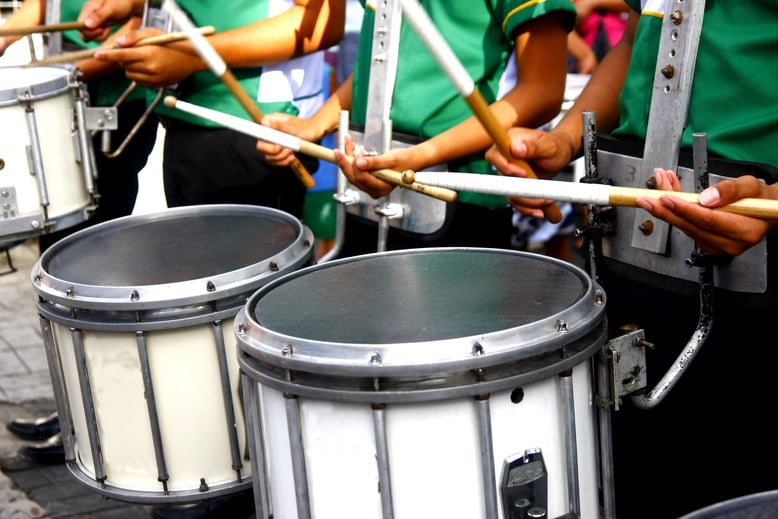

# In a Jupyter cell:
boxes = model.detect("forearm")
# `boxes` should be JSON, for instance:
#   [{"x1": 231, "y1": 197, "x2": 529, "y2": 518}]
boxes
[
  {"x1": 413, "y1": 16, "x2": 568, "y2": 170},
  {"x1": 310, "y1": 75, "x2": 353, "y2": 140},
  {"x1": 551, "y1": 11, "x2": 636, "y2": 158},
  {"x1": 0, "y1": 0, "x2": 45, "y2": 51},
  {"x1": 208, "y1": 1, "x2": 345, "y2": 68}
]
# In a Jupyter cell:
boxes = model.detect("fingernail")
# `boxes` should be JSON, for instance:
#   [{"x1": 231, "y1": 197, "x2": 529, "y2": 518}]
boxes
[{"x1": 698, "y1": 187, "x2": 720, "y2": 206}]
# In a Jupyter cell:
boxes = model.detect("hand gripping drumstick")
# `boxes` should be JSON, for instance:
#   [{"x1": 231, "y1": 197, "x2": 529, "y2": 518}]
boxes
[
  {"x1": 0, "y1": 21, "x2": 85, "y2": 37},
  {"x1": 404, "y1": 171, "x2": 778, "y2": 220},
  {"x1": 396, "y1": 0, "x2": 563, "y2": 223},
  {"x1": 164, "y1": 96, "x2": 458, "y2": 203},
  {"x1": 28, "y1": 26, "x2": 216, "y2": 66},
  {"x1": 162, "y1": 0, "x2": 316, "y2": 189}
]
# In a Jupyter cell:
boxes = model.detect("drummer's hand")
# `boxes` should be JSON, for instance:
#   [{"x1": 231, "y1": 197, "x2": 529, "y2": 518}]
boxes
[
  {"x1": 486, "y1": 127, "x2": 575, "y2": 218},
  {"x1": 257, "y1": 113, "x2": 321, "y2": 168},
  {"x1": 78, "y1": 0, "x2": 141, "y2": 42},
  {"x1": 636, "y1": 168, "x2": 778, "y2": 256},
  {"x1": 93, "y1": 28, "x2": 203, "y2": 87},
  {"x1": 333, "y1": 134, "x2": 395, "y2": 199},
  {"x1": 349, "y1": 145, "x2": 419, "y2": 178}
]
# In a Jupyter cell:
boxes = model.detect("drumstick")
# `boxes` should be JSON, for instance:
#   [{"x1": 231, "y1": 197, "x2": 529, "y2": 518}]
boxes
[
  {"x1": 162, "y1": 0, "x2": 316, "y2": 189},
  {"x1": 0, "y1": 21, "x2": 84, "y2": 37},
  {"x1": 27, "y1": 26, "x2": 216, "y2": 66},
  {"x1": 404, "y1": 171, "x2": 778, "y2": 220},
  {"x1": 164, "y1": 96, "x2": 458, "y2": 203},
  {"x1": 395, "y1": 0, "x2": 563, "y2": 224}
]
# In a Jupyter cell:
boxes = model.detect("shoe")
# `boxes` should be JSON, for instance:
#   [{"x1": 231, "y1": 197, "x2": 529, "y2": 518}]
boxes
[
  {"x1": 151, "y1": 489, "x2": 255, "y2": 519},
  {"x1": 20, "y1": 432, "x2": 65, "y2": 465},
  {"x1": 6, "y1": 412, "x2": 60, "y2": 442}
]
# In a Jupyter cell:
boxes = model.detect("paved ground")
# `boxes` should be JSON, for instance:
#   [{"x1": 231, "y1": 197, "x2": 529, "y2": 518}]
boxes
[{"x1": 0, "y1": 240, "x2": 155, "y2": 518}]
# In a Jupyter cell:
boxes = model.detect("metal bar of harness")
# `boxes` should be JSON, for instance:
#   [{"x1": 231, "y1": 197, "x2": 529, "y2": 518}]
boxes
[{"x1": 631, "y1": 0, "x2": 706, "y2": 254}]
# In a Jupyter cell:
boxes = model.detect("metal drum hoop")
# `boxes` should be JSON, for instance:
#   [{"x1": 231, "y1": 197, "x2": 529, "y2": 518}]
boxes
[
  {"x1": 33, "y1": 204, "x2": 314, "y2": 330},
  {"x1": 0, "y1": 65, "x2": 73, "y2": 107},
  {"x1": 236, "y1": 247, "x2": 607, "y2": 403}
]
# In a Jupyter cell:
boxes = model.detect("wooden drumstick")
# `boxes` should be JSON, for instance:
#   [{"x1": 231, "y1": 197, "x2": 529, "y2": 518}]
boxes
[
  {"x1": 27, "y1": 26, "x2": 216, "y2": 66},
  {"x1": 405, "y1": 171, "x2": 778, "y2": 220},
  {"x1": 396, "y1": 0, "x2": 563, "y2": 224},
  {"x1": 0, "y1": 21, "x2": 85, "y2": 37},
  {"x1": 162, "y1": 0, "x2": 316, "y2": 189},
  {"x1": 164, "y1": 96, "x2": 458, "y2": 203}
]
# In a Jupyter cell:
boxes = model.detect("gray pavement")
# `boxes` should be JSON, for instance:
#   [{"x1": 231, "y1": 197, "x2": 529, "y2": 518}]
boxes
[{"x1": 0, "y1": 239, "x2": 154, "y2": 518}]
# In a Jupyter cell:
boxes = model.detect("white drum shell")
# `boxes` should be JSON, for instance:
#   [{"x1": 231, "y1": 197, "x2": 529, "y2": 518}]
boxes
[
  {"x1": 253, "y1": 362, "x2": 598, "y2": 519},
  {"x1": 0, "y1": 66, "x2": 93, "y2": 241},
  {"x1": 237, "y1": 248, "x2": 607, "y2": 519},
  {"x1": 33, "y1": 205, "x2": 314, "y2": 504},
  {"x1": 52, "y1": 321, "x2": 245, "y2": 493}
]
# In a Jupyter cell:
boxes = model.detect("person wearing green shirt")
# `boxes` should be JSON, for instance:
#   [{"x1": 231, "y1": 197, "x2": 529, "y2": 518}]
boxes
[
  {"x1": 487, "y1": 2, "x2": 778, "y2": 517},
  {"x1": 258, "y1": 0, "x2": 577, "y2": 256},
  {"x1": 1, "y1": 0, "x2": 158, "y2": 468},
  {"x1": 79, "y1": 0, "x2": 345, "y2": 219}
]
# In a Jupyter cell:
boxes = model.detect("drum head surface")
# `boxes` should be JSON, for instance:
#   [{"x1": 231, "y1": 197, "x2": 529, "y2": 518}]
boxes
[
  {"x1": 253, "y1": 248, "x2": 590, "y2": 343},
  {"x1": 678, "y1": 490, "x2": 778, "y2": 519},
  {"x1": 0, "y1": 66, "x2": 70, "y2": 105},
  {"x1": 34, "y1": 205, "x2": 312, "y2": 309},
  {"x1": 239, "y1": 248, "x2": 606, "y2": 398}
]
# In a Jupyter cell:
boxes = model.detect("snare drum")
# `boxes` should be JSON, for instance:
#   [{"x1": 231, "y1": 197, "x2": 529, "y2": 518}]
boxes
[
  {"x1": 678, "y1": 490, "x2": 778, "y2": 518},
  {"x1": 236, "y1": 248, "x2": 608, "y2": 519},
  {"x1": 33, "y1": 205, "x2": 313, "y2": 504},
  {"x1": 0, "y1": 65, "x2": 96, "y2": 245}
]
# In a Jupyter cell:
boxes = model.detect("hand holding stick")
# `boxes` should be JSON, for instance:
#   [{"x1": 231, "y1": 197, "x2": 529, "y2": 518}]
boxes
[
  {"x1": 164, "y1": 96, "x2": 457, "y2": 203},
  {"x1": 404, "y1": 171, "x2": 778, "y2": 220},
  {"x1": 28, "y1": 26, "x2": 216, "y2": 66},
  {"x1": 162, "y1": 0, "x2": 316, "y2": 189},
  {"x1": 396, "y1": 0, "x2": 563, "y2": 223}
]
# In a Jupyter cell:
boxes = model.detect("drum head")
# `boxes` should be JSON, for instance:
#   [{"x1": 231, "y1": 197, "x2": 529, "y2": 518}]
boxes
[
  {"x1": 679, "y1": 490, "x2": 778, "y2": 519},
  {"x1": 34, "y1": 204, "x2": 313, "y2": 310},
  {"x1": 0, "y1": 65, "x2": 71, "y2": 106},
  {"x1": 237, "y1": 248, "x2": 607, "y2": 401}
]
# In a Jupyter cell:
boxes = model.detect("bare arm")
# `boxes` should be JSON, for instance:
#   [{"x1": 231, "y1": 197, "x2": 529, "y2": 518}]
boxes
[
  {"x1": 486, "y1": 8, "x2": 637, "y2": 184},
  {"x1": 91, "y1": 0, "x2": 345, "y2": 88},
  {"x1": 0, "y1": 0, "x2": 45, "y2": 55},
  {"x1": 348, "y1": 13, "x2": 570, "y2": 199}
]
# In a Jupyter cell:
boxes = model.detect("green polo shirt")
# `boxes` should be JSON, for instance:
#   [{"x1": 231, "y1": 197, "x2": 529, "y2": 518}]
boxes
[
  {"x1": 616, "y1": 0, "x2": 778, "y2": 168},
  {"x1": 352, "y1": 0, "x2": 577, "y2": 209}
]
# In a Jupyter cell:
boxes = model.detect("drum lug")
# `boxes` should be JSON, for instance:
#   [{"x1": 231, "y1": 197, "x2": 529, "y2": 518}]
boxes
[
  {"x1": 500, "y1": 448, "x2": 549, "y2": 519},
  {"x1": 604, "y1": 328, "x2": 649, "y2": 410}
]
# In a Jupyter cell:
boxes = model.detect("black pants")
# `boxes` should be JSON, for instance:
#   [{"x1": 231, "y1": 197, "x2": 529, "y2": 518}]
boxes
[
  {"x1": 336, "y1": 202, "x2": 515, "y2": 258},
  {"x1": 161, "y1": 120, "x2": 318, "y2": 219},
  {"x1": 38, "y1": 97, "x2": 158, "y2": 253},
  {"x1": 603, "y1": 270, "x2": 778, "y2": 519}
]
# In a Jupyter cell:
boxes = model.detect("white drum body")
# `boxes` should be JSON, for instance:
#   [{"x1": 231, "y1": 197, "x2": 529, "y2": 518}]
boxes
[
  {"x1": 33, "y1": 205, "x2": 313, "y2": 504},
  {"x1": 0, "y1": 65, "x2": 96, "y2": 244},
  {"x1": 236, "y1": 248, "x2": 608, "y2": 519}
]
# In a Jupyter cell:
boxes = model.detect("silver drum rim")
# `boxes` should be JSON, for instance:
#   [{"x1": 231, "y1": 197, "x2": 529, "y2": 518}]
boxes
[
  {"x1": 236, "y1": 247, "x2": 607, "y2": 402},
  {"x1": 32, "y1": 204, "x2": 314, "y2": 330}
]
